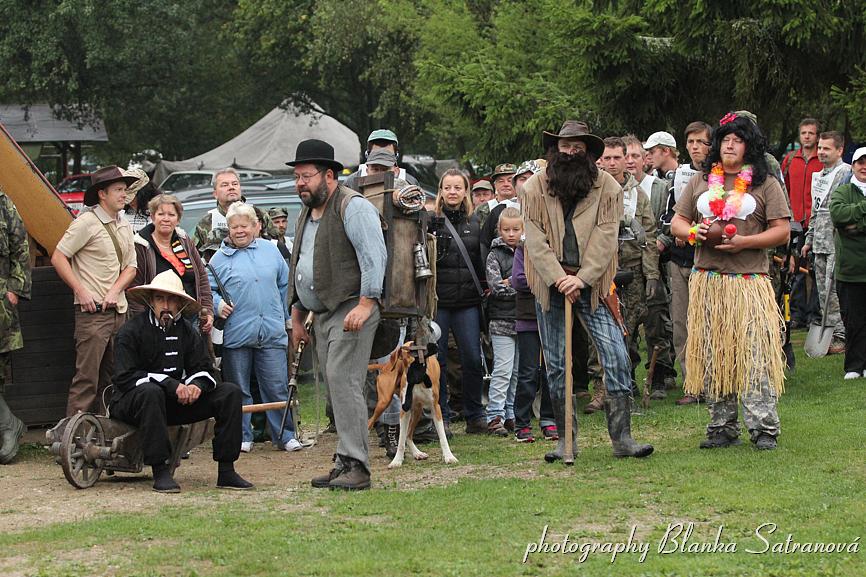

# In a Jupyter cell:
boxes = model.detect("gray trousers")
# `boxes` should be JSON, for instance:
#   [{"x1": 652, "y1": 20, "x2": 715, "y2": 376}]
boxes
[
  {"x1": 313, "y1": 298, "x2": 380, "y2": 471},
  {"x1": 706, "y1": 376, "x2": 780, "y2": 441},
  {"x1": 813, "y1": 252, "x2": 845, "y2": 340},
  {"x1": 668, "y1": 262, "x2": 691, "y2": 381}
]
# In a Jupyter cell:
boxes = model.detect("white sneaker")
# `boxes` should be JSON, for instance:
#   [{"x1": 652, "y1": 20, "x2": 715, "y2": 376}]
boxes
[
  {"x1": 844, "y1": 371, "x2": 861, "y2": 380},
  {"x1": 240, "y1": 441, "x2": 253, "y2": 453},
  {"x1": 283, "y1": 438, "x2": 302, "y2": 452}
]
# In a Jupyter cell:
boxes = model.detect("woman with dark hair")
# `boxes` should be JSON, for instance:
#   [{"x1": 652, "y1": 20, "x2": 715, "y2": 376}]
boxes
[
  {"x1": 671, "y1": 112, "x2": 791, "y2": 451},
  {"x1": 432, "y1": 168, "x2": 487, "y2": 434}
]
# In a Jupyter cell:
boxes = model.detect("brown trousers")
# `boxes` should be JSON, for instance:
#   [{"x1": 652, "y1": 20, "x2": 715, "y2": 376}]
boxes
[{"x1": 66, "y1": 309, "x2": 127, "y2": 417}]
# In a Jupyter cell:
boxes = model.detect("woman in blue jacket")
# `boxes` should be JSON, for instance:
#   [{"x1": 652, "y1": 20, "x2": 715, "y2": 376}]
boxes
[{"x1": 208, "y1": 202, "x2": 300, "y2": 452}]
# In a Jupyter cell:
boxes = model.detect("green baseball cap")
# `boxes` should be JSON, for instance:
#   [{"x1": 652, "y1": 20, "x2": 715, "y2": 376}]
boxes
[{"x1": 367, "y1": 129, "x2": 399, "y2": 144}]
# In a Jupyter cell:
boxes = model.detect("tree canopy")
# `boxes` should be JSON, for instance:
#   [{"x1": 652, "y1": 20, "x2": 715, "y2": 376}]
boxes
[{"x1": 1, "y1": 0, "x2": 864, "y2": 167}]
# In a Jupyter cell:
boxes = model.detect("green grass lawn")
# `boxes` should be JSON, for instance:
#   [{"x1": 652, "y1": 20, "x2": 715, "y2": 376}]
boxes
[{"x1": 1, "y1": 334, "x2": 864, "y2": 577}]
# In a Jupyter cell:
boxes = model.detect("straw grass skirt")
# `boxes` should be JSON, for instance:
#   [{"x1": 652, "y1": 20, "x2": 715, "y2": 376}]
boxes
[{"x1": 684, "y1": 269, "x2": 786, "y2": 398}]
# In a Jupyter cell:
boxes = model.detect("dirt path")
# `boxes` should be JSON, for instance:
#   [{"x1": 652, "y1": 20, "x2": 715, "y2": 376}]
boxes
[{"x1": 0, "y1": 427, "x2": 522, "y2": 533}]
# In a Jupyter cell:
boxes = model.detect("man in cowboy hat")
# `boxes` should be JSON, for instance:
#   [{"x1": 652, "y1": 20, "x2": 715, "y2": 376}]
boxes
[
  {"x1": 110, "y1": 270, "x2": 252, "y2": 492},
  {"x1": 522, "y1": 120, "x2": 654, "y2": 464},
  {"x1": 287, "y1": 139, "x2": 387, "y2": 490},
  {"x1": 52, "y1": 165, "x2": 139, "y2": 417}
]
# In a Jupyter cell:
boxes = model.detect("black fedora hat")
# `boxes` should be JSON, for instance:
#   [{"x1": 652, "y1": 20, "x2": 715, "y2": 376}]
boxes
[
  {"x1": 286, "y1": 139, "x2": 344, "y2": 174},
  {"x1": 84, "y1": 166, "x2": 140, "y2": 206},
  {"x1": 542, "y1": 120, "x2": 605, "y2": 158}
]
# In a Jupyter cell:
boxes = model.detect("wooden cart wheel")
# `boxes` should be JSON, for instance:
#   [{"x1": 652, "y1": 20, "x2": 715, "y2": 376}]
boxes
[{"x1": 60, "y1": 413, "x2": 106, "y2": 489}]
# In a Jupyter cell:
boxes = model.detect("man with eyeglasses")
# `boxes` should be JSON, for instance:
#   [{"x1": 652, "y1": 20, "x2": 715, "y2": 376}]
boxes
[
  {"x1": 287, "y1": 139, "x2": 386, "y2": 491},
  {"x1": 192, "y1": 168, "x2": 280, "y2": 262}
]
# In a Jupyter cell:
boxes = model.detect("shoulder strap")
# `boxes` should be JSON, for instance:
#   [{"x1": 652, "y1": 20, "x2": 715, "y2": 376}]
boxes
[
  {"x1": 443, "y1": 216, "x2": 483, "y2": 298},
  {"x1": 95, "y1": 213, "x2": 123, "y2": 271}
]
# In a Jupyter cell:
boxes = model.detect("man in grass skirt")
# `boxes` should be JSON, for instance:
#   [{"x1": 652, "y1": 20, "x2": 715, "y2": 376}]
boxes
[{"x1": 671, "y1": 113, "x2": 790, "y2": 450}]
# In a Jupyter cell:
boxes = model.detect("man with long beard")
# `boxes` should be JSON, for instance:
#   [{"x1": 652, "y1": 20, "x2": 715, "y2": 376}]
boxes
[
  {"x1": 287, "y1": 139, "x2": 387, "y2": 490},
  {"x1": 522, "y1": 120, "x2": 654, "y2": 463}
]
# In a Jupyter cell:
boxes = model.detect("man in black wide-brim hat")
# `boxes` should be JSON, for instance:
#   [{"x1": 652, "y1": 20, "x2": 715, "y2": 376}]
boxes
[{"x1": 286, "y1": 139, "x2": 387, "y2": 490}]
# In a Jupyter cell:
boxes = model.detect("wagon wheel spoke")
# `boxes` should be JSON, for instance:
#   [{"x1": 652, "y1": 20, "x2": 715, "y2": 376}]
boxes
[{"x1": 70, "y1": 450, "x2": 83, "y2": 460}]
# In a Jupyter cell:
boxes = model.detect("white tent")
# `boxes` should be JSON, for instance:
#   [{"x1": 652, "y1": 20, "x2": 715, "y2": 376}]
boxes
[{"x1": 153, "y1": 105, "x2": 360, "y2": 184}]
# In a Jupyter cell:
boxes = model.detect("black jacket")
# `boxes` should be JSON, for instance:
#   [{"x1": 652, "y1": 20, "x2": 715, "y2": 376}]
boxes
[
  {"x1": 112, "y1": 311, "x2": 216, "y2": 401},
  {"x1": 434, "y1": 207, "x2": 483, "y2": 308}
]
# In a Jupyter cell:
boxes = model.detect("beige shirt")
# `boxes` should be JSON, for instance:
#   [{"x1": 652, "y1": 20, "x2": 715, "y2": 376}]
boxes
[{"x1": 56, "y1": 205, "x2": 137, "y2": 312}]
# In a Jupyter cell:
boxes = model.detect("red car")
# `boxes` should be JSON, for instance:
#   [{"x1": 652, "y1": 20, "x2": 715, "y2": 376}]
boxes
[{"x1": 56, "y1": 173, "x2": 92, "y2": 215}]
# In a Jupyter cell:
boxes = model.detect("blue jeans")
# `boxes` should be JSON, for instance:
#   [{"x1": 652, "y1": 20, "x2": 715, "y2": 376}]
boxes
[
  {"x1": 222, "y1": 346, "x2": 295, "y2": 446},
  {"x1": 488, "y1": 334, "x2": 517, "y2": 421},
  {"x1": 537, "y1": 290, "x2": 631, "y2": 401},
  {"x1": 435, "y1": 305, "x2": 486, "y2": 422}
]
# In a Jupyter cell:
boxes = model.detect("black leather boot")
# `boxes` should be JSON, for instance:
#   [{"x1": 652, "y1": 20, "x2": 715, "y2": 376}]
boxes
[{"x1": 544, "y1": 395, "x2": 577, "y2": 465}]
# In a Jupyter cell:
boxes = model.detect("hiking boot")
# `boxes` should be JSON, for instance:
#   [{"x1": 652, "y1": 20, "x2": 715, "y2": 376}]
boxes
[
  {"x1": 650, "y1": 389, "x2": 667, "y2": 400},
  {"x1": 541, "y1": 425, "x2": 558, "y2": 440},
  {"x1": 604, "y1": 396, "x2": 653, "y2": 458},
  {"x1": 828, "y1": 340, "x2": 846, "y2": 355},
  {"x1": 584, "y1": 386, "x2": 605, "y2": 414},
  {"x1": 676, "y1": 395, "x2": 700, "y2": 406},
  {"x1": 311, "y1": 454, "x2": 345, "y2": 488},
  {"x1": 699, "y1": 432, "x2": 741, "y2": 449},
  {"x1": 754, "y1": 433, "x2": 777, "y2": 450},
  {"x1": 465, "y1": 418, "x2": 488, "y2": 434},
  {"x1": 544, "y1": 396, "x2": 577, "y2": 465},
  {"x1": 329, "y1": 457, "x2": 371, "y2": 491},
  {"x1": 413, "y1": 421, "x2": 438, "y2": 445},
  {"x1": 0, "y1": 396, "x2": 26, "y2": 465},
  {"x1": 503, "y1": 418, "x2": 515, "y2": 432},
  {"x1": 152, "y1": 464, "x2": 180, "y2": 493},
  {"x1": 384, "y1": 423, "x2": 400, "y2": 460},
  {"x1": 487, "y1": 416, "x2": 509, "y2": 437},
  {"x1": 515, "y1": 427, "x2": 535, "y2": 443}
]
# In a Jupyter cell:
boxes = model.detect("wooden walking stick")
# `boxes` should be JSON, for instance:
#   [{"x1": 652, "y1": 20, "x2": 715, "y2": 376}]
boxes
[{"x1": 564, "y1": 296, "x2": 575, "y2": 465}]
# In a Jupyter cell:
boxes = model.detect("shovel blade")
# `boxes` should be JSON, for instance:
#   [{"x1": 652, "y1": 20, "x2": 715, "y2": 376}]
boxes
[{"x1": 804, "y1": 324, "x2": 833, "y2": 358}]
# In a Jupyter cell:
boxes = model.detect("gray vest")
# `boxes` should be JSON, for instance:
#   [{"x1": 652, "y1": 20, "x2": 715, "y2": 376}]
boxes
[{"x1": 288, "y1": 186, "x2": 363, "y2": 312}]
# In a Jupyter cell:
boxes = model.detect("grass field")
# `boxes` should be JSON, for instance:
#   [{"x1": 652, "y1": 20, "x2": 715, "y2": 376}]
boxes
[{"x1": 1, "y1": 331, "x2": 864, "y2": 577}]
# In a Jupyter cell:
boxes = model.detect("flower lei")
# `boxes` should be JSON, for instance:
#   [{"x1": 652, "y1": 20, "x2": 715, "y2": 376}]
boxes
[{"x1": 707, "y1": 163, "x2": 752, "y2": 221}]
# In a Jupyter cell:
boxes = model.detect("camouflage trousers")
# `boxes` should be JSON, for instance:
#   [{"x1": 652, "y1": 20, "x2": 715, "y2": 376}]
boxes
[
  {"x1": 587, "y1": 266, "x2": 658, "y2": 385},
  {"x1": 813, "y1": 252, "x2": 845, "y2": 340},
  {"x1": 706, "y1": 375, "x2": 780, "y2": 441}
]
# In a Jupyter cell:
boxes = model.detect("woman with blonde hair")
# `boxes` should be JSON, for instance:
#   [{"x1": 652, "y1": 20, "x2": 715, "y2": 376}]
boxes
[{"x1": 431, "y1": 169, "x2": 487, "y2": 434}]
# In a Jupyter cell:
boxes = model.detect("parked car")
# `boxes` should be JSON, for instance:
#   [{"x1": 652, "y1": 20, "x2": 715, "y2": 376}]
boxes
[
  {"x1": 159, "y1": 169, "x2": 273, "y2": 193},
  {"x1": 55, "y1": 173, "x2": 92, "y2": 215}
]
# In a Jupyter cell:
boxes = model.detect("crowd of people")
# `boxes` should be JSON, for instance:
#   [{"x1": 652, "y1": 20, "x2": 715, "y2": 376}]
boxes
[{"x1": 1, "y1": 111, "x2": 865, "y2": 493}]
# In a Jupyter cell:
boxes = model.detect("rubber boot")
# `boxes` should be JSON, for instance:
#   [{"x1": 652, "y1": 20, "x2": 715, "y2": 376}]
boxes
[
  {"x1": 0, "y1": 395, "x2": 26, "y2": 465},
  {"x1": 604, "y1": 395, "x2": 654, "y2": 458},
  {"x1": 544, "y1": 395, "x2": 577, "y2": 465},
  {"x1": 384, "y1": 423, "x2": 399, "y2": 459}
]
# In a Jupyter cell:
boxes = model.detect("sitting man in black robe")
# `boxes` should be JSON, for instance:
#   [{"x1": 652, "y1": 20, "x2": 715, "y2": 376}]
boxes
[{"x1": 111, "y1": 270, "x2": 252, "y2": 493}]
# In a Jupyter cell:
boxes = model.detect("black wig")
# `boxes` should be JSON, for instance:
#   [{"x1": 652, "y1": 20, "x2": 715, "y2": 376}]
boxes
[{"x1": 702, "y1": 114, "x2": 771, "y2": 187}]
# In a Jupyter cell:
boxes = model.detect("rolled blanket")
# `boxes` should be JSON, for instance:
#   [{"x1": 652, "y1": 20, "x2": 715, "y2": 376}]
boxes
[
  {"x1": 684, "y1": 269, "x2": 786, "y2": 398},
  {"x1": 392, "y1": 184, "x2": 424, "y2": 214}
]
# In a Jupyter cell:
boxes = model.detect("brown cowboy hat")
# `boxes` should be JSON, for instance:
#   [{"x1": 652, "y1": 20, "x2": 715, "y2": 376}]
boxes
[
  {"x1": 542, "y1": 120, "x2": 605, "y2": 158},
  {"x1": 84, "y1": 166, "x2": 140, "y2": 206}
]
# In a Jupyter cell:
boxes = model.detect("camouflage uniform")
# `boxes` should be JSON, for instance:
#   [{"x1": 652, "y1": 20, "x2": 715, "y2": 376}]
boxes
[
  {"x1": 0, "y1": 188, "x2": 31, "y2": 388},
  {"x1": 805, "y1": 161, "x2": 852, "y2": 341},
  {"x1": 707, "y1": 375, "x2": 779, "y2": 442},
  {"x1": 587, "y1": 174, "x2": 663, "y2": 387},
  {"x1": 193, "y1": 202, "x2": 280, "y2": 261}
]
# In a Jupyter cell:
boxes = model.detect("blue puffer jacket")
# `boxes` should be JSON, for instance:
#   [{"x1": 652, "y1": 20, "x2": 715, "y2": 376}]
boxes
[{"x1": 208, "y1": 238, "x2": 289, "y2": 349}]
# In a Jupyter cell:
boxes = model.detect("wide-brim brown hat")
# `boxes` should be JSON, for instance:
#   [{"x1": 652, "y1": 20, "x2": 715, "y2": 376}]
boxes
[
  {"x1": 127, "y1": 270, "x2": 201, "y2": 314},
  {"x1": 542, "y1": 120, "x2": 605, "y2": 158},
  {"x1": 84, "y1": 165, "x2": 140, "y2": 206},
  {"x1": 286, "y1": 139, "x2": 344, "y2": 174}
]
